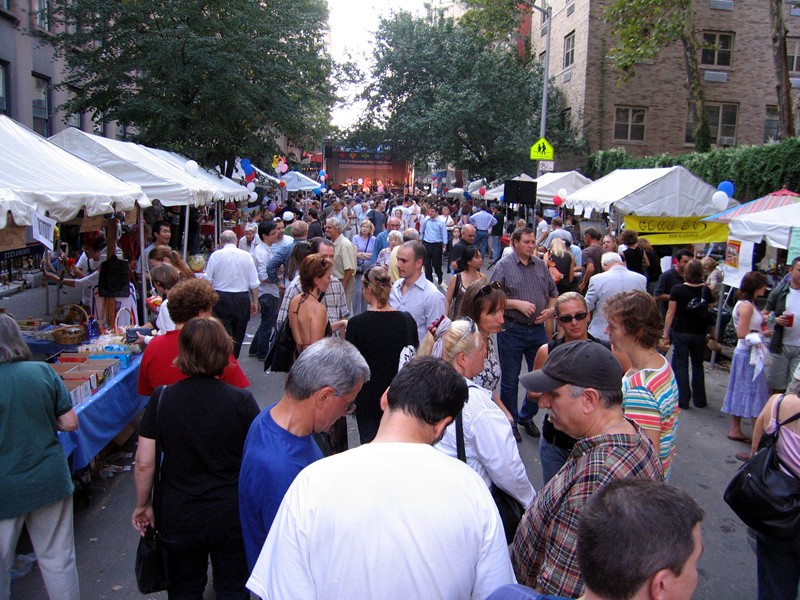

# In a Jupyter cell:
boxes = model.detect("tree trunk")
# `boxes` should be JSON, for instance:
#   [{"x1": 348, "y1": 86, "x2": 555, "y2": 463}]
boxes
[
  {"x1": 680, "y1": 5, "x2": 710, "y2": 152},
  {"x1": 771, "y1": 0, "x2": 796, "y2": 139}
]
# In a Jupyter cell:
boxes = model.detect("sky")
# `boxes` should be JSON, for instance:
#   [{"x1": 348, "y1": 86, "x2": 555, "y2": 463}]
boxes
[{"x1": 327, "y1": 0, "x2": 428, "y2": 130}]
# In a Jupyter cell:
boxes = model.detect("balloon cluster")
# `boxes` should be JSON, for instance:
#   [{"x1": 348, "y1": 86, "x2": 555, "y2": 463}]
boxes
[
  {"x1": 318, "y1": 169, "x2": 328, "y2": 181},
  {"x1": 241, "y1": 158, "x2": 256, "y2": 183},
  {"x1": 712, "y1": 180, "x2": 735, "y2": 211},
  {"x1": 552, "y1": 187, "x2": 568, "y2": 207}
]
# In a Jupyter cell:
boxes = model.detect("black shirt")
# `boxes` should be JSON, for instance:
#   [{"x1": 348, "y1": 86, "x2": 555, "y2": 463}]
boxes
[
  {"x1": 139, "y1": 377, "x2": 259, "y2": 534},
  {"x1": 670, "y1": 283, "x2": 714, "y2": 334},
  {"x1": 654, "y1": 268, "x2": 685, "y2": 315}
]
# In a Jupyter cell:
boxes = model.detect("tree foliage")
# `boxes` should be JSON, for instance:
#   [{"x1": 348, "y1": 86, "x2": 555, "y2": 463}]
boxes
[
  {"x1": 346, "y1": 11, "x2": 582, "y2": 181},
  {"x1": 585, "y1": 140, "x2": 800, "y2": 202},
  {"x1": 603, "y1": 0, "x2": 710, "y2": 152},
  {"x1": 42, "y1": 0, "x2": 335, "y2": 170},
  {"x1": 459, "y1": 0, "x2": 525, "y2": 46}
]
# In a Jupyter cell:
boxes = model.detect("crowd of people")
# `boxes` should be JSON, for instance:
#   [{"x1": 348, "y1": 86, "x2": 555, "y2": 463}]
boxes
[{"x1": 4, "y1": 188, "x2": 800, "y2": 600}]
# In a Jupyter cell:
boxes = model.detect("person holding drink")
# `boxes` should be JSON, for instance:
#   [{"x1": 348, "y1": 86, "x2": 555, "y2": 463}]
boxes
[{"x1": 765, "y1": 257, "x2": 800, "y2": 394}]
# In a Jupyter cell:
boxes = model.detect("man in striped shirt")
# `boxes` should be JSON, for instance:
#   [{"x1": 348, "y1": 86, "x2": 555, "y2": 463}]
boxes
[{"x1": 513, "y1": 341, "x2": 663, "y2": 599}]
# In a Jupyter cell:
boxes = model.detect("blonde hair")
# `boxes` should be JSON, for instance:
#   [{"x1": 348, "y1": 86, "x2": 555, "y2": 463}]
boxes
[
  {"x1": 550, "y1": 237, "x2": 568, "y2": 258},
  {"x1": 418, "y1": 318, "x2": 482, "y2": 364}
]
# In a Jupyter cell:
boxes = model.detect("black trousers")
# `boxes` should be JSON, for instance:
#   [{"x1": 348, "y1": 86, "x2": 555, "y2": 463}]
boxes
[
  {"x1": 423, "y1": 241, "x2": 444, "y2": 284},
  {"x1": 212, "y1": 291, "x2": 251, "y2": 359}
]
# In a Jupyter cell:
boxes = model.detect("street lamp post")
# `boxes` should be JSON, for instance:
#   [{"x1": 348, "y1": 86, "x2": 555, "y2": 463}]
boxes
[
  {"x1": 428, "y1": 160, "x2": 436, "y2": 196},
  {"x1": 519, "y1": 0, "x2": 551, "y2": 178}
]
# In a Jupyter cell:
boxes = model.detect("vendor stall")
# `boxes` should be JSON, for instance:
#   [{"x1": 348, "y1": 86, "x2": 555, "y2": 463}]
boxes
[
  {"x1": 485, "y1": 171, "x2": 591, "y2": 205},
  {"x1": 279, "y1": 170, "x2": 321, "y2": 192}
]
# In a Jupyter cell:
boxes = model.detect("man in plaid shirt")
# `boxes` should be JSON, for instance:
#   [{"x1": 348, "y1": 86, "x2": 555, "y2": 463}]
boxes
[{"x1": 512, "y1": 341, "x2": 663, "y2": 598}]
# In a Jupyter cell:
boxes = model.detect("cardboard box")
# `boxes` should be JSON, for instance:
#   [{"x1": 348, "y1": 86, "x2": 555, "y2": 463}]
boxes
[
  {"x1": 60, "y1": 351, "x2": 133, "y2": 369},
  {"x1": 86, "y1": 357, "x2": 120, "y2": 378},
  {"x1": 64, "y1": 379, "x2": 90, "y2": 406},
  {"x1": 64, "y1": 370, "x2": 98, "y2": 391},
  {"x1": 49, "y1": 362, "x2": 78, "y2": 377}
]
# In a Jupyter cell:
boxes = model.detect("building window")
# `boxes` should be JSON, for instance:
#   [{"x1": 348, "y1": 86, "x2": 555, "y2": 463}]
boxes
[
  {"x1": 559, "y1": 108, "x2": 571, "y2": 130},
  {"x1": 563, "y1": 31, "x2": 575, "y2": 69},
  {"x1": 539, "y1": 51, "x2": 546, "y2": 63},
  {"x1": 32, "y1": 75, "x2": 50, "y2": 136},
  {"x1": 764, "y1": 105, "x2": 780, "y2": 142},
  {"x1": 789, "y1": 38, "x2": 800, "y2": 73},
  {"x1": 0, "y1": 63, "x2": 8, "y2": 114},
  {"x1": 2, "y1": 0, "x2": 9, "y2": 11},
  {"x1": 93, "y1": 111, "x2": 106, "y2": 136},
  {"x1": 66, "y1": 90, "x2": 82, "y2": 129},
  {"x1": 614, "y1": 107, "x2": 646, "y2": 141},
  {"x1": 33, "y1": 0, "x2": 51, "y2": 31},
  {"x1": 541, "y1": 0, "x2": 550, "y2": 25},
  {"x1": 116, "y1": 123, "x2": 128, "y2": 140},
  {"x1": 701, "y1": 32, "x2": 733, "y2": 67},
  {"x1": 685, "y1": 102, "x2": 738, "y2": 145}
]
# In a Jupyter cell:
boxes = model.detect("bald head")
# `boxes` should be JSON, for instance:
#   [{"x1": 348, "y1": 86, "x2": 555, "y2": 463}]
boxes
[
  {"x1": 387, "y1": 217, "x2": 402, "y2": 231},
  {"x1": 461, "y1": 224, "x2": 476, "y2": 244},
  {"x1": 220, "y1": 230, "x2": 237, "y2": 245}
]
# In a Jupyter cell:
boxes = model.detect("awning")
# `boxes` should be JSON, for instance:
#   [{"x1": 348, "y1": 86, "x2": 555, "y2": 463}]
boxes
[
  {"x1": 280, "y1": 170, "x2": 321, "y2": 192},
  {"x1": 145, "y1": 148, "x2": 250, "y2": 202},
  {"x1": 702, "y1": 188, "x2": 800, "y2": 223}
]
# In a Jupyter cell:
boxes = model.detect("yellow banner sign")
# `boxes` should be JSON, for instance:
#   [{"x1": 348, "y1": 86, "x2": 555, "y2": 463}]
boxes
[{"x1": 623, "y1": 216, "x2": 729, "y2": 245}]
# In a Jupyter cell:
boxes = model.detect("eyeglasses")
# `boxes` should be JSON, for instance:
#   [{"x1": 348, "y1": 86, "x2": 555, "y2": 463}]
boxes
[
  {"x1": 455, "y1": 317, "x2": 478, "y2": 347},
  {"x1": 557, "y1": 312, "x2": 589, "y2": 323},
  {"x1": 344, "y1": 400, "x2": 357, "y2": 415},
  {"x1": 478, "y1": 281, "x2": 504, "y2": 296}
]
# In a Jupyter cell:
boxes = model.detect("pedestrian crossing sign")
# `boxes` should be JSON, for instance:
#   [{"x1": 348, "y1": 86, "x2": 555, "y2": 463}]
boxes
[{"x1": 530, "y1": 137, "x2": 554, "y2": 161}]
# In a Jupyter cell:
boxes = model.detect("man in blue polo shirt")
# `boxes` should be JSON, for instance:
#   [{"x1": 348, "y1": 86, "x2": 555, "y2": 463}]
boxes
[
  {"x1": 469, "y1": 202, "x2": 497, "y2": 259},
  {"x1": 238, "y1": 339, "x2": 370, "y2": 571}
]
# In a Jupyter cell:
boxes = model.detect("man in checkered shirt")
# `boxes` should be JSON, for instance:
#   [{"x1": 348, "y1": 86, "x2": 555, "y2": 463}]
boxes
[{"x1": 511, "y1": 341, "x2": 663, "y2": 598}]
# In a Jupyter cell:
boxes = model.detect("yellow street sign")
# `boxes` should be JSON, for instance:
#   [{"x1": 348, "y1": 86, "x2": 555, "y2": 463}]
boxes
[{"x1": 530, "y1": 137, "x2": 554, "y2": 161}]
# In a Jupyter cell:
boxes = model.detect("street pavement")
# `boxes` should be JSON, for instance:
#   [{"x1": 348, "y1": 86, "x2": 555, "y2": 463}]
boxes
[{"x1": 5, "y1": 279, "x2": 757, "y2": 599}]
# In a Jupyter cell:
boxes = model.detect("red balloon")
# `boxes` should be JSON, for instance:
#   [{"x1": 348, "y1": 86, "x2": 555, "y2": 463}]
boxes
[
  {"x1": 444, "y1": 187, "x2": 449, "y2": 193},
  {"x1": 479, "y1": 187, "x2": 486, "y2": 196},
  {"x1": 245, "y1": 171, "x2": 256, "y2": 183},
  {"x1": 279, "y1": 180, "x2": 286, "y2": 188},
  {"x1": 553, "y1": 195, "x2": 563, "y2": 206}
]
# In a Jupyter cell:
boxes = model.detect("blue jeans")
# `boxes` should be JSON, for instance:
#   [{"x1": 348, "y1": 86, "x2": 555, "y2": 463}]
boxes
[
  {"x1": 497, "y1": 321, "x2": 547, "y2": 423},
  {"x1": 539, "y1": 435, "x2": 571, "y2": 485},
  {"x1": 475, "y1": 229, "x2": 489, "y2": 258},
  {"x1": 491, "y1": 235, "x2": 502, "y2": 262},
  {"x1": 255, "y1": 293, "x2": 280, "y2": 359},
  {"x1": 671, "y1": 331, "x2": 707, "y2": 407},
  {"x1": 757, "y1": 531, "x2": 800, "y2": 600}
]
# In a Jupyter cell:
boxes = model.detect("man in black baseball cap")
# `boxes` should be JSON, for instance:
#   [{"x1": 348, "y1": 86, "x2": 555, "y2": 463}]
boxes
[{"x1": 511, "y1": 340, "x2": 664, "y2": 599}]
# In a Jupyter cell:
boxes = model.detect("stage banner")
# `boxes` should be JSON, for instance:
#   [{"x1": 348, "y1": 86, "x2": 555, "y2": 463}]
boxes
[
  {"x1": 623, "y1": 216, "x2": 728, "y2": 245},
  {"x1": 722, "y1": 237, "x2": 754, "y2": 289}
]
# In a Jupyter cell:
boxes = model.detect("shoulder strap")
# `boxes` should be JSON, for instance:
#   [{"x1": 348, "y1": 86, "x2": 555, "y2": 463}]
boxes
[
  {"x1": 776, "y1": 394, "x2": 800, "y2": 428},
  {"x1": 455, "y1": 412, "x2": 466, "y2": 462}
]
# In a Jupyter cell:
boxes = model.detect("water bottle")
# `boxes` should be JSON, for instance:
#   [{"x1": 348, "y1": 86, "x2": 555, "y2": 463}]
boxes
[{"x1": 87, "y1": 315, "x2": 100, "y2": 340}]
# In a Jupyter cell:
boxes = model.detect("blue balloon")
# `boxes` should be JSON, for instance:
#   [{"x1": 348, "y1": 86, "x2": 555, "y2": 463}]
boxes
[
  {"x1": 243, "y1": 165, "x2": 254, "y2": 176},
  {"x1": 718, "y1": 180, "x2": 734, "y2": 197},
  {"x1": 463, "y1": 191, "x2": 472, "y2": 200},
  {"x1": 241, "y1": 158, "x2": 251, "y2": 168},
  {"x1": 319, "y1": 170, "x2": 326, "y2": 178},
  {"x1": 313, "y1": 187, "x2": 322, "y2": 196},
  {"x1": 500, "y1": 194, "x2": 505, "y2": 202},
  {"x1": 319, "y1": 185, "x2": 326, "y2": 192}
]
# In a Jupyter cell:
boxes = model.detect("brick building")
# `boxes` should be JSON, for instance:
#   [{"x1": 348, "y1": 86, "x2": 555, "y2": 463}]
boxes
[{"x1": 530, "y1": 0, "x2": 800, "y2": 157}]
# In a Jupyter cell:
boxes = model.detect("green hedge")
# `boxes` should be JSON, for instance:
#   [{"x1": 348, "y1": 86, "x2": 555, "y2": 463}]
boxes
[{"x1": 584, "y1": 139, "x2": 800, "y2": 202}]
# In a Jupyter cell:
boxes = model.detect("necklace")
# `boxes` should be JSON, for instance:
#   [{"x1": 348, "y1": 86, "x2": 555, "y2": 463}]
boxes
[{"x1": 599, "y1": 419, "x2": 627, "y2": 436}]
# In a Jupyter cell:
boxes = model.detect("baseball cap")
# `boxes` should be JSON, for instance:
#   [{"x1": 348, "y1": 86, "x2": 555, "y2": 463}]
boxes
[{"x1": 520, "y1": 340, "x2": 622, "y2": 393}]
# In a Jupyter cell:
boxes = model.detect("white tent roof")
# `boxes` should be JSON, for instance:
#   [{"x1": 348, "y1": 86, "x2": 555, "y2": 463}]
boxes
[
  {"x1": 484, "y1": 173, "x2": 536, "y2": 199},
  {"x1": 0, "y1": 116, "x2": 148, "y2": 229},
  {"x1": 49, "y1": 128, "x2": 218, "y2": 207},
  {"x1": 535, "y1": 171, "x2": 592, "y2": 205},
  {"x1": 145, "y1": 148, "x2": 249, "y2": 201},
  {"x1": 728, "y1": 202, "x2": 800, "y2": 249},
  {"x1": 280, "y1": 170, "x2": 320, "y2": 192},
  {"x1": 565, "y1": 166, "x2": 736, "y2": 216}
]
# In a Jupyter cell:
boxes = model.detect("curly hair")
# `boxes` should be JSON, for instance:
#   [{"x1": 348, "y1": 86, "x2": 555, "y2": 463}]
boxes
[
  {"x1": 167, "y1": 278, "x2": 219, "y2": 325},
  {"x1": 603, "y1": 290, "x2": 663, "y2": 349}
]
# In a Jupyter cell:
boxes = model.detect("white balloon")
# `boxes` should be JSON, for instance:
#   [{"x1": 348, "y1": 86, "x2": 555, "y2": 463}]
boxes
[
  {"x1": 357, "y1": 178, "x2": 364, "y2": 185},
  {"x1": 246, "y1": 182, "x2": 256, "y2": 192},
  {"x1": 712, "y1": 190, "x2": 729, "y2": 211},
  {"x1": 184, "y1": 160, "x2": 199, "y2": 175},
  {"x1": 249, "y1": 191, "x2": 258, "y2": 201},
  {"x1": 558, "y1": 187, "x2": 568, "y2": 200}
]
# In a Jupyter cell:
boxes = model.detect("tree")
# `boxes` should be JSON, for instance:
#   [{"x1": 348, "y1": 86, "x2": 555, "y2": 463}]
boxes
[
  {"x1": 604, "y1": 0, "x2": 711, "y2": 152},
  {"x1": 42, "y1": 0, "x2": 335, "y2": 172},
  {"x1": 350, "y1": 11, "x2": 582, "y2": 181},
  {"x1": 770, "y1": 0, "x2": 796, "y2": 139}
]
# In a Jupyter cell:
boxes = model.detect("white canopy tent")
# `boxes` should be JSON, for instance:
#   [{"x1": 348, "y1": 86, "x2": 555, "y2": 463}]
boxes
[
  {"x1": 565, "y1": 166, "x2": 736, "y2": 217},
  {"x1": 534, "y1": 171, "x2": 593, "y2": 205},
  {"x1": 728, "y1": 203, "x2": 800, "y2": 249},
  {"x1": 280, "y1": 170, "x2": 320, "y2": 192},
  {"x1": 146, "y1": 148, "x2": 249, "y2": 201},
  {"x1": 0, "y1": 116, "x2": 148, "y2": 230},
  {"x1": 484, "y1": 173, "x2": 536, "y2": 200},
  {"x1": 49, "y1": 128, "x2": 218, "y2": 207}
]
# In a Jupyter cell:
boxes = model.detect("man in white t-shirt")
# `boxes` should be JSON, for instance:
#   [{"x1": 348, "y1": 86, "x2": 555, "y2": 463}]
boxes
[
  {"x1": 766, "y1": 257, "x2": 800, "y2": 392},
  {"x1": 247, "y1": 357, "x2": 514, "y2": 600}
]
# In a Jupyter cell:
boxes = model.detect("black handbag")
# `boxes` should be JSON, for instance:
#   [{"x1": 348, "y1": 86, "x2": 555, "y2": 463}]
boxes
[
  {"x1": 455, "y1": 412, "x2": 524, "y2": 544},
  {"x1": 264, "y1": 319, "x2": 297, "y2": 372},
  {"x1": 135, "y1": 526, "x2": 170, "y2": 594},
  {"x1": 724, "y1": 395, "x2": 800, "y2": 539}
]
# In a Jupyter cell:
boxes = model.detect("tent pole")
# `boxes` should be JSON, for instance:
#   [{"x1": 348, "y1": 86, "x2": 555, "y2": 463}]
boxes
[
  {"x1": 710, "y1": 284, "x2": 735, "y2": 366},
  {"x1": 138, "y1": 208, "x2": 147, "y2": 325},
  {"x1": 183, "y1": 205, "x2": 190, "y2": 261}
]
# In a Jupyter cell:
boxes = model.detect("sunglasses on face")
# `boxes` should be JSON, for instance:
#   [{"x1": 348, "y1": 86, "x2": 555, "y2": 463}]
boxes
[{"x1": 557, "y1": 312, "x2": 589, "y2": 323}]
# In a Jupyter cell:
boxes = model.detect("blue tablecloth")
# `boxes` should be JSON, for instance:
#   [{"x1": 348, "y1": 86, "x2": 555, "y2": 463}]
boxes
[
  {"x1": 58, "y1": 354, "x2": 148, "y2": 471},
  {"x1": 23, "y1": 334, "x2": 79, "y2": 357}
]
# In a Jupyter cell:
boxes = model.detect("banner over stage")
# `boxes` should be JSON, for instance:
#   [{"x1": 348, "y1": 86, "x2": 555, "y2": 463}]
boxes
[{"x1": 623, "y1": 216, "x2": 728, "y2": 245}]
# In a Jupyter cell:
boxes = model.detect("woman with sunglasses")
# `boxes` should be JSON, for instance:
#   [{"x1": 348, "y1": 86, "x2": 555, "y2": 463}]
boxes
[
  {"x1": 345, "y1": 268, "x2": 419, "y2": 443},
  {"x1": 528, "y1": 292, "x2": 631, "y2": 483},
  {"x1": 445, "y1": 246, "x2": 487, "y2": 319},
  {"x1": 458, "y1": 280, "x2": 516, "y2": 431},
  {"x1": 420, "y1": 318, "x2": 535, "y2": 514},
  {"x1": 288, "y1": 255, "x2": 338, "y2": 354}
]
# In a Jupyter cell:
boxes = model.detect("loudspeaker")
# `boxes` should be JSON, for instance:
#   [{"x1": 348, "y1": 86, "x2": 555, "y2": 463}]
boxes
[{"x1": 504, "y1": 179, "x2": 537, "y2": 205}]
